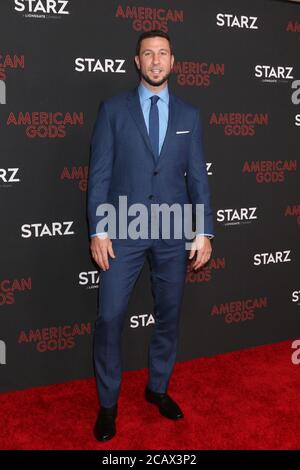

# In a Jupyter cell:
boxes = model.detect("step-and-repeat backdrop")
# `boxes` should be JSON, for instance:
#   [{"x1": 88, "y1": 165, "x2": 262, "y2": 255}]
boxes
[{"x1": 0, "y1": 0, "x2": 299, "y2": 392}]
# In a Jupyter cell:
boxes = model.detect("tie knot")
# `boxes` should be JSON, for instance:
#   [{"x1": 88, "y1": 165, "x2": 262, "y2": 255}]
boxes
[{"x1": 150, "y1": 95, "x2": 159, "y2": 106}]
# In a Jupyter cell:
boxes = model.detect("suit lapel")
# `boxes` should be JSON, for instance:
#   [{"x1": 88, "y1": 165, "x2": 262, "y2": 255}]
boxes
[
  {"x1": 126, "y1": 86, "x2": 179, "y2": 167},
  {"x1": 158, "y1": 91, "x2": 178, "y2": 168},
  {"x1": 127, "y1": 86, "x2": 153, "y2": 159}
]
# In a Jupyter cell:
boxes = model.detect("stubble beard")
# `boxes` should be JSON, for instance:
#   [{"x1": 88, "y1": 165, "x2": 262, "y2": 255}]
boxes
[{"x1": 140, "y1": 69, "x2": 172, "y2": 88}]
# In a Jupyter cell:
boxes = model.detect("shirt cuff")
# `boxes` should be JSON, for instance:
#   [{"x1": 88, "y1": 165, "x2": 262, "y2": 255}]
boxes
[
  {"x1": 90, "y1": 232, "x2": 108, "y2": 238},
  {"x1": 196, "y1": 233, "x2": 214, "y2": 239}
]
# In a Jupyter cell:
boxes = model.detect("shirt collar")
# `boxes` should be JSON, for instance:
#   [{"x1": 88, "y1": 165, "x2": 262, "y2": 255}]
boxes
[{"x1": 138, "y1": 81, "x2": 169, "y2": 105}]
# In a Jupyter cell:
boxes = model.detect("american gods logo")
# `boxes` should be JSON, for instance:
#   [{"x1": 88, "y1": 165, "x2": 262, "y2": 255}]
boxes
[
  {"x1": 211, "y1": 297, "x2": 268, "y2": 324},
  {"x1": 172, "y1": 60, "x2": 224, "y2": 87},
  {"x1": 115, "y1": 4, "x2": 184, "y2": 31},
  {"x1": 0, "y1": 277, "x2": 32, "y2": 306},
  {"x1": 242, "y1": 160, "x2": 297, "y2": 183},
  {"x1": 210, "y1": 112, "x2": 268, "y2": 136},
  {"x1": 18, "y1": 322, "x2": 92, "y2": 352},
  {"x1": 6, "y1": 112, "x2": 84, "y2": 138}
]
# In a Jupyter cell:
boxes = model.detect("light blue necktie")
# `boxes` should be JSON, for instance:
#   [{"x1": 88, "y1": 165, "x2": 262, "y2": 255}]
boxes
[{"x1": 149, "y1": 95, "x2": 160, "y2": 161}]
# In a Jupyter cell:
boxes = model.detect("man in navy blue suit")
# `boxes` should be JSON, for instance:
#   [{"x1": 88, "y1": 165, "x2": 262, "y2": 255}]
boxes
[{"x1": 88, "y1": 30, "x2": 214, "y2": 441}]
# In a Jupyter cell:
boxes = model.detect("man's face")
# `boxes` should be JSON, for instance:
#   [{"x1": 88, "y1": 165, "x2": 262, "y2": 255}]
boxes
[{"x1": 134, "y1": 36, "x2": 174, "y2": 88}]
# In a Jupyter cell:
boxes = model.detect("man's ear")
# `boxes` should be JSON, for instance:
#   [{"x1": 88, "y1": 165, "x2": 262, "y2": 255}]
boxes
[
  {"x1": 134, "y1": 56, "x2": 140, "y2": 70},
  {"x1": 171, "y1": 54, "x2": 175, "y2": 69}
]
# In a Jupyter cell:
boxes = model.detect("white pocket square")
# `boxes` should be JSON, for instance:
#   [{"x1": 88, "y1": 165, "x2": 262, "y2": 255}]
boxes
[{"x1": 176, "y1": 130, "x2": 190, "y2": 134}]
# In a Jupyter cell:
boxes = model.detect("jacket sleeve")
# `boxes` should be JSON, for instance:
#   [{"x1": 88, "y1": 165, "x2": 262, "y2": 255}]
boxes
[
  {"x1": 186, "y1": 109, "x2": 215, "y2": 237},
  {"x1": 87, "y1": 101, "x2": 114, "y2": 237}
]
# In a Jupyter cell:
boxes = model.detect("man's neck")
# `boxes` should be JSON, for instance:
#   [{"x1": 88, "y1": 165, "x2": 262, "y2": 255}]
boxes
[{"x1": 140, "y1": 79, "x2": 168, "y2": 94}]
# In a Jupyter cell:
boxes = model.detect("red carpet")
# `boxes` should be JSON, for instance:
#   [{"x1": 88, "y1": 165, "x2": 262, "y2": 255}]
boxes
[{"x1": 1, "y1": 341, "x2": 299, "y2": 450}]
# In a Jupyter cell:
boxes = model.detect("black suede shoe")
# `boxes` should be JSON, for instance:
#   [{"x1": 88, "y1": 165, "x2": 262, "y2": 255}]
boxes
[
  {"x1": 145, "y1": 386, "x2": 184, "y2": 420},
  {"x1": 93, "y1": 404, "x2": 118, "y2": 442}
]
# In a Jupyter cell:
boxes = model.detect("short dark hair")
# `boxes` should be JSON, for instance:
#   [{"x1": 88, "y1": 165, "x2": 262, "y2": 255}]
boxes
[{"x1": 135, "y1": 29, "x2": 173, "y2": 56}]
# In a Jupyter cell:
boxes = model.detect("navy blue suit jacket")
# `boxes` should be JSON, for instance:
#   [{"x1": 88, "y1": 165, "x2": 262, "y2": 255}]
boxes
[{"x1": 87, "y1": 85, "x2": 214, "y2": 243}]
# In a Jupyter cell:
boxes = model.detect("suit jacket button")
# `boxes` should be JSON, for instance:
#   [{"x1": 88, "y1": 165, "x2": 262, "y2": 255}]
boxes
[
  {"x1": 149, "y1": 195, "x2": 154, "y2": 200},
  {"x1": 153, "y1": 171, "x2": 159, "y2": 175}
]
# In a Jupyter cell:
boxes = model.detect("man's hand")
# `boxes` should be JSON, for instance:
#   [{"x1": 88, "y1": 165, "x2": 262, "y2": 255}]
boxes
[
  {"x1": 90, "y1": 235, "x2": 116, "y2": 271},
  {"x1": 188, "y1": 235, "x2": 212, "y2": 271}
]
